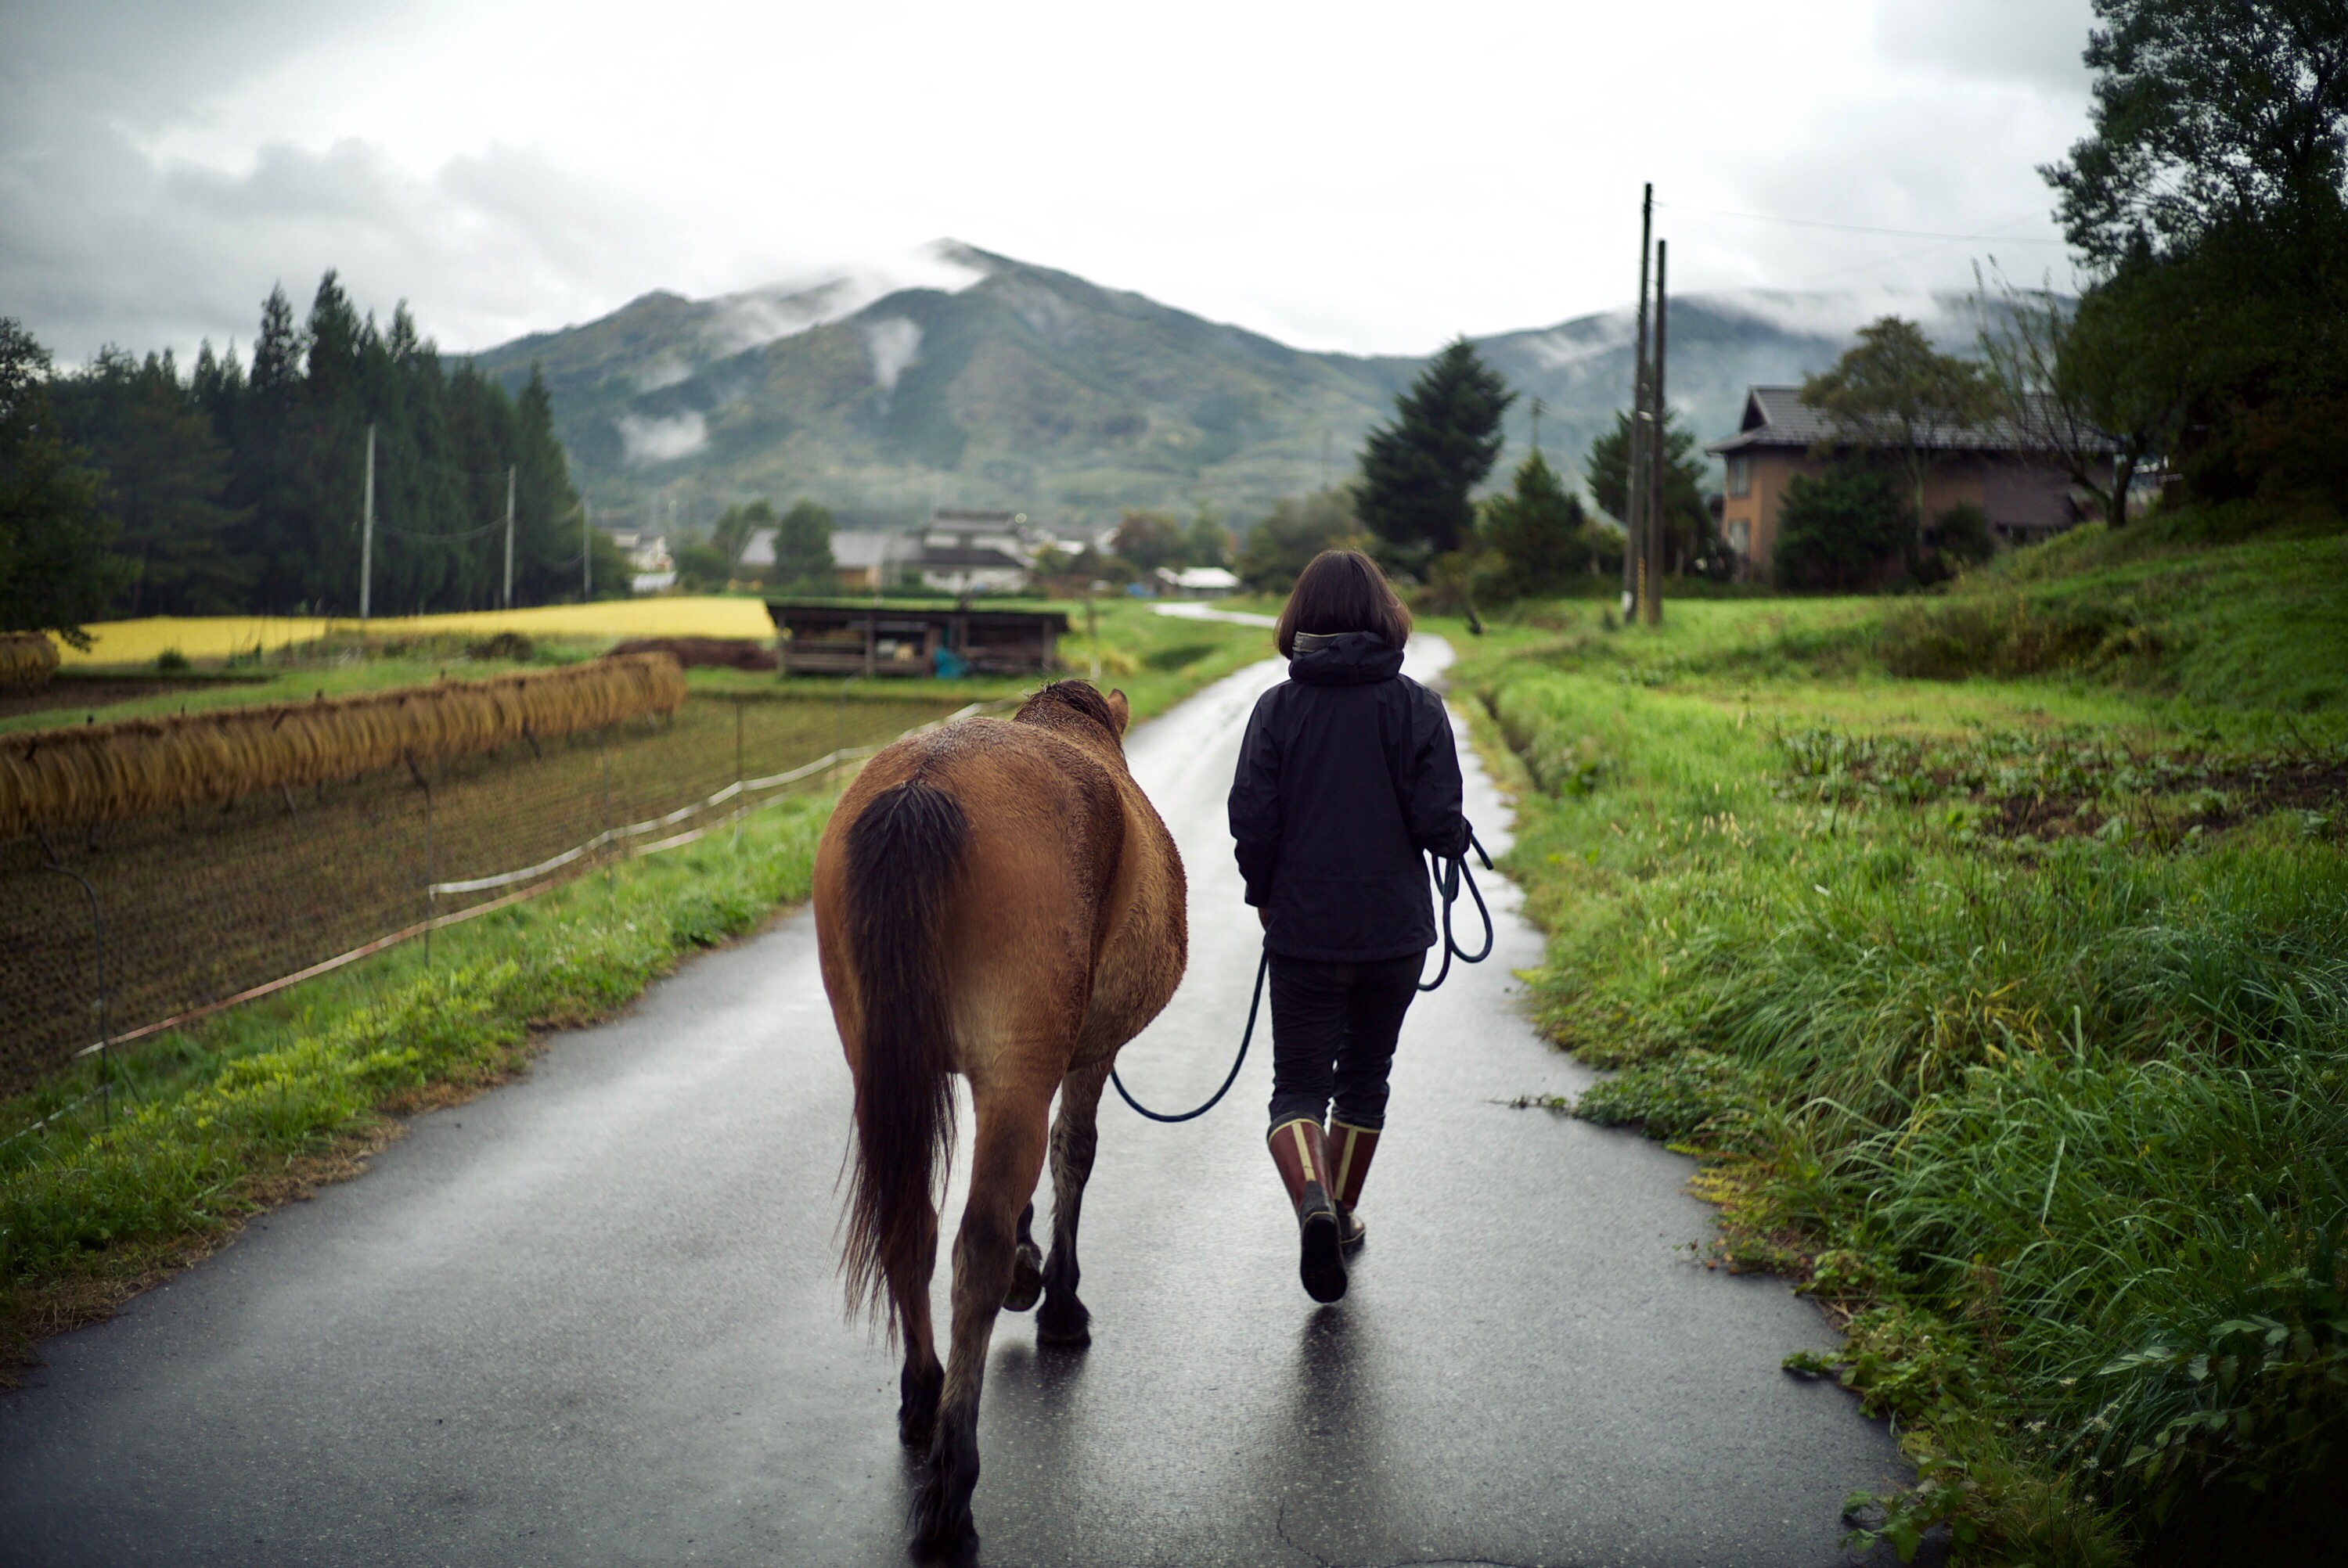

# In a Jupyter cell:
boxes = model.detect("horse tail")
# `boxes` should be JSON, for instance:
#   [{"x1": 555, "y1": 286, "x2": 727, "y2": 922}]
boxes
[{"x1": 840, "y1": 776, "x2": 968, "y2": 1330}]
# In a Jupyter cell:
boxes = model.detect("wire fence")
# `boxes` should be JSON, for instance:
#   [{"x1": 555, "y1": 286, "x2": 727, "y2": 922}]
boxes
[{"x1": 1, "y1": 689, "x2": 984, "y2": 1096}]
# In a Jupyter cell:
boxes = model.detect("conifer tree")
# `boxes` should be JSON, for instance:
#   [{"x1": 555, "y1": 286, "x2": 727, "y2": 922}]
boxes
[
  {"x1": 50, "y1": 348, "x2": 250, "y2": 615},
  {"x1": 0, "y1": 320, "x2": 126, "y2": 646},
  {"x1": 1356, "y1": 338, "x2": 1514, "y2": 568},
  {"x1": 1479, "y1": 449, "x2": 1594, "y2": 597}
]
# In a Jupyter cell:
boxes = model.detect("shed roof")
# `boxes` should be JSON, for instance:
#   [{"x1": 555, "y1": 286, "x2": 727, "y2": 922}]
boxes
[{"x1": 1705, "y1": 385, "x2": 2121, "y2": 457}]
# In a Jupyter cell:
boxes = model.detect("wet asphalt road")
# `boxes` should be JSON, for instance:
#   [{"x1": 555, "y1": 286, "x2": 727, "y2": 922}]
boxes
[{"x1": 0, "y1": 641, "x2": 1909, "y2": 1567}]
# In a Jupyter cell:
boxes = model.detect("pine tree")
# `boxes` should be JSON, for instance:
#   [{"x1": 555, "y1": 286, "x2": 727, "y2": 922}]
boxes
[
  {"x1": 1479, "y1": 450, "x2": 1593, "y2": 598},
  {"x1": 50, "y1": 348, "x2": 250, "y2": 615},
  {"x1": 1356, "y1": 339, "x2": 1514, "y2": 568},
  {"x1": 1585, "y1": 408, "x2": 1714, "y2": 571},
  {"x1": 0, "y1": 320, "x2": 127, "y2": 646}
]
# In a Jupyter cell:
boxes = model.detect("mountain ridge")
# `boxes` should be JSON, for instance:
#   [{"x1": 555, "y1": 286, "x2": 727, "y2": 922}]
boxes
[{"x1": 468, "y1": 242, "x2": 1983, "y2": 532}]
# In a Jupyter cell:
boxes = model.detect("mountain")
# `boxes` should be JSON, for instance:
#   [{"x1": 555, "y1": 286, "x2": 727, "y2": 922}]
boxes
[{"x1": 467, "y1": 241, "x2": 1984, "y2": 533}]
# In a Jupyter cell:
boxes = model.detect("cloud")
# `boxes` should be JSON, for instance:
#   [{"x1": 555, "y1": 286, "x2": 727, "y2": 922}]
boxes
[
  {"x1": 860, "y1": 318, "x2": 923, "y2": 392},
  {"x1": 4, "y1": 0, "x2": 2105, "y2": 363},
  {"x1": 614, "y1": 411, "x2": 708, "y2": 466}
]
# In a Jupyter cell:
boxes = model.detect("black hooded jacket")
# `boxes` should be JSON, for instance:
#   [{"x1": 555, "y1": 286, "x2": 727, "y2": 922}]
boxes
[{"x1": 1227, "y1": 631, "x2": 1471, "y2": 962}]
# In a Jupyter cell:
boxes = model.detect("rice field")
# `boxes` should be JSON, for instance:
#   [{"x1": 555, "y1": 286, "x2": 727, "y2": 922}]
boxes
[
  {"x1": 1, "y1": 689, "x2": 955, "y2": 1092},
  {"x1": 2, "y1": 654, "x2": 686, "y2": 838},
  {"x1": 45, "y1": 598, "x2": 780, "y2": 667}
]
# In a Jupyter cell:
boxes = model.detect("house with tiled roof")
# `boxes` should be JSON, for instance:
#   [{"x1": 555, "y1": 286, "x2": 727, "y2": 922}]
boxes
[{"x1": 1706, "y1": 387, "x2": 2117, "y2": 583}]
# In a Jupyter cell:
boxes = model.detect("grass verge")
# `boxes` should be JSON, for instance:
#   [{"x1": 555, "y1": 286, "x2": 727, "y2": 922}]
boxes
[
  {"x1": 0, "y1": 793, "x2": 832, "y2": 1379},
  {"x1": 1447, "y1": 533, "x2": 2348, "y2": 1564}
]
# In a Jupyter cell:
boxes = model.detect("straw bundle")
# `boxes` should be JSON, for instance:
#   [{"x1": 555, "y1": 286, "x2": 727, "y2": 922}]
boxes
[
  {"x1": 0, "y1": 652, "x2": 685, "y2": 839},
  {"x1": 2, "y1": 633, "x2": 59, "y2": 691}
]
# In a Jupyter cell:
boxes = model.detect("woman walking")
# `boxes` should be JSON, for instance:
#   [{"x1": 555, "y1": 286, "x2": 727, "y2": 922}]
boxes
[{"x1": 1228, "y1": 549, "x2": 1470, "y2": 1304}]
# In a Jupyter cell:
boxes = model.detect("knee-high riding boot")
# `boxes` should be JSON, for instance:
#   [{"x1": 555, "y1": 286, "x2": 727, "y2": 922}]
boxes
[
  {"x1": 1326, "y1": 1120, "x2": 1380, "y2": 1252},
  {"x1": 1267, "y1": 1118, "x2": 1348, "y2": 1304}
]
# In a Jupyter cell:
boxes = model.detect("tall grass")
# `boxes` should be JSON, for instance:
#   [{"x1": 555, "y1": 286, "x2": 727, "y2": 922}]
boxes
[{"x1": 1460, "y1": 620, "x2": 2348, "y2": 1560}]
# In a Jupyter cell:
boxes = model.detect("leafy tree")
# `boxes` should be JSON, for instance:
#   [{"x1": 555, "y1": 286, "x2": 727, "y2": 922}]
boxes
[
  {"x1": 0, "y1": 320, "x2": 128, "y2": 647},
  {"x1": 1111, "y1": 509, "x2": 1183, "y2": 573},
  {"x1": 1237, "y1": 489, "x2": 1360, "y2": 592},
  {"x1": 1773, "y1": 465, "x2": 1907, "y2": 591},
  {"x1": 1975, "y1": 273, "x2": 2189, "y2": 530},
  {"x1": 1357, "y1": 338, "x2": 1514, "y2": 567},
  {"x1": 1585, "y1": 408, "x2": 1714, "y2": 570},
  {"x1": 673, "y1": 539, "x2": 730, "y2": 592},
  {"x1": 2043, "y1": 1, "x2": 2348, "y2": 503},
  {"x1": 1182, "y1": 506, "x2": 1233, "y2": 570},
  {"x1": 772, "y1": 499, "x2": 836, "y2": 589},
  {"x1": 1479, "y1": 450, "x2": 1594, "y2": 598},
  {"x1": 1800, "y1": 318, "x2": 1995, "y2": 550},
  {"x1": 2044, "y1": 0, "x2": 2348, "y2": 269},
  {"x1": 712, "y1": 499, "x2": 776, "y2": 573},
  {"x1": 51, "y1": 347, "x2": 250, "y2": 615}
]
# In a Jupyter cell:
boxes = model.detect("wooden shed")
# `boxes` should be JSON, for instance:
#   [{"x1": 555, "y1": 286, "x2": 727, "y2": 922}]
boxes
[{"x1": 767, "y1": 602, "x2": 1071, "y2": 678}]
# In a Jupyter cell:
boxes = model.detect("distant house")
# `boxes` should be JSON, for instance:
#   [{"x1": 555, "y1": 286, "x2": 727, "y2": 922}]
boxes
[
  {"x1": 768, "y1": 602, "x2": 1069, "y2": 677},
  {"x1": 1706, "y1": 387, "x2": 2115, "y2": 583},
  {"x1": 605, "y1": 529, "x2": 677, "y2": 595},
  {"x1": 1155, "y1": 565, "x2": 1241, "y2": 599}
]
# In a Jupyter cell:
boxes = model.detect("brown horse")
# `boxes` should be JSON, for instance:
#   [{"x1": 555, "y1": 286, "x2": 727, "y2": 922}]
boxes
[{"x1": 813, "y1": 680, "x2": 1188, "y2": 1563}]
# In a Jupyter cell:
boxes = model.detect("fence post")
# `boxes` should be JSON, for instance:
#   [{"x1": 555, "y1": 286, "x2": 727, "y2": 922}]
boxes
[
  {"x1": 42, "y1": 857, "x2": 111, "y2": 1126},
  {"x1": 422, "y1": 772, "x2": 435, "y2": 969}
]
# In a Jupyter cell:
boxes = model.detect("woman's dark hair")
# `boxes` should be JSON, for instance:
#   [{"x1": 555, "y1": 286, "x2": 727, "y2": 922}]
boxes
[{"x1": 1274, "y1": 549, "x2": 1413, "y2": 658}]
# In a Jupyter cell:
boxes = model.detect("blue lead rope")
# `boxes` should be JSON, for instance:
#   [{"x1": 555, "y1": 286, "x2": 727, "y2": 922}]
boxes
[{"x1": 1109, "y1": 829, "x2": 1496, "y2": 1124}]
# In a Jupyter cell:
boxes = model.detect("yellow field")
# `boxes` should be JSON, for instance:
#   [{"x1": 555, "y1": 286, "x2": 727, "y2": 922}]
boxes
[{"x1": 49, "y1": 599, "x2": 779, "y2": 666}]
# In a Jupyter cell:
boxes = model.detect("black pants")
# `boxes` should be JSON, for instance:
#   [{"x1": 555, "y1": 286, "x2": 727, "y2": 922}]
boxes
[{"x1": 1265, "y1": 951, "x2": 1424, "y2": 1132}]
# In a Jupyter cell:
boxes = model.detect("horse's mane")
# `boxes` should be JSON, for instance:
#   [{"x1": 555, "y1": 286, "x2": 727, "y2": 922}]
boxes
[{"x1": 1015, "y1": 680, "x2": 1119, "y2": 741}]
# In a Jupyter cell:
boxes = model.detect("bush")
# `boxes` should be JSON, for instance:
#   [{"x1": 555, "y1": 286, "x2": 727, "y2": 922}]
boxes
[
  {"x1": 1878, "y1": 593, "x2": 2156, "y2": 680},
  {"x1": 1774, "y1": 465, "x2": 1907, "y2": 590}
]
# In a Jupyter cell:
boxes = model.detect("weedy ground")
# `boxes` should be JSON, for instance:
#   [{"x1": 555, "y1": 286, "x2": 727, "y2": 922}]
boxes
[
  {"x1": 1441, "y1": 504, "x2": 2348, "y2": 1566},
  {"x1": 0, "y1": 601, "x2": 1275, "y2": 1377}
]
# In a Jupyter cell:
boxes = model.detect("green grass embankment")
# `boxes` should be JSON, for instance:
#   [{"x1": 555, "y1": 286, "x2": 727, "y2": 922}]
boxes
[
  {"x1": 1446, "y1": 512, "x2": 2348, "y2": 1564},
  {"x1": 0, "y1": 601, "x2": 1275, "y2": 1376}
]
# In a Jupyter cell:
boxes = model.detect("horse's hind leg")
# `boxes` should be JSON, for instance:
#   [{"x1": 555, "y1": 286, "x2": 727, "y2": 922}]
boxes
[
  {"x1": 1003, "y1": 1201, "x2": 1043, "y2": 1312},
  {"x1": 1037, "y1": 1059, "x2": 1111, "y2": 1347},
  {"x1": 913, "y1": 1086, "x2": 1050, "y2": 1564},
  {"x1": 893, "y1": 1200, "x2": 944, "y2": 1449}
]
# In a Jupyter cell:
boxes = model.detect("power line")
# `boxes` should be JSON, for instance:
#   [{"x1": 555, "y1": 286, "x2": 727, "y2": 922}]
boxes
[{"x1": 1655, "y1": 202, "x2": 2065, "y2": 246}]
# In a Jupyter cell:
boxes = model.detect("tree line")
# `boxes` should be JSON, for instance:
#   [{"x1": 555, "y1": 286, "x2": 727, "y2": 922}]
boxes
[{"x1": 2, "y1": 273, "x2": 615, "y2": 644}]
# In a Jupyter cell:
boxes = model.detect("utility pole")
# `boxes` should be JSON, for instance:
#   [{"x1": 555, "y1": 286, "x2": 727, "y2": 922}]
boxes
[
  {"x1": 359, "y1": 422, "x2": 376, "y2": 620},
  {"x1": 1644, "y1": 239, "x2": 1669, "y2": 627},
  {"x1": 582, "y1": 498, "x2": 592, "y2": 600},
  {"x1": 502, "y1": 465, "x2": 517, "y2": 610},
  {"x1": 1623, "y1": 183, "x2": 1653, "y2": 620}
]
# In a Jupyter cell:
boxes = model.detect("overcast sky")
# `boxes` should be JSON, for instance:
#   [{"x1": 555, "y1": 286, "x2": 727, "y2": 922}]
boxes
[{"x1": 2, "y1": 0, "x2": 2098, "y2": 365}]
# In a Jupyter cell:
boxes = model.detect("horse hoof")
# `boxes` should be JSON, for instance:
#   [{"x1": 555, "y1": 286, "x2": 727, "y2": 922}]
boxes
[
  {"x1": 907, "y1": 1523, "x2": 978, "y2": 1566},
  {"x1": 1035, "y1": 1295, "x2": 1091, "y2": 1347},
  {"x1": 1003, "y1": 1243, "x2": 1043, "y2": 1312}
]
